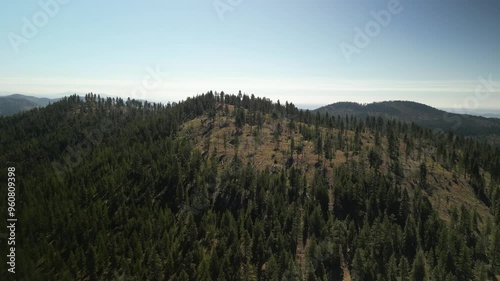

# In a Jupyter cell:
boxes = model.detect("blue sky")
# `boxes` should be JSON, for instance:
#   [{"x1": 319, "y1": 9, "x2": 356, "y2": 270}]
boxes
[{"x1": 1, "y1": 0, "x2": 499, "y2": 109}]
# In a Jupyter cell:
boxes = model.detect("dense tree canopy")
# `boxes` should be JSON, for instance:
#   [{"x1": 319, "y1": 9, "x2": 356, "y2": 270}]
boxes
[{"x1": 0, "y1": 92, "x2": 499, "y2": 280}]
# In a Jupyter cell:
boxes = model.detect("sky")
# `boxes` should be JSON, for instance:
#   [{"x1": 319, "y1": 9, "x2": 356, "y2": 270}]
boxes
[{"x1": 1, "y1": 0, "x2": 499, "y2": 110}]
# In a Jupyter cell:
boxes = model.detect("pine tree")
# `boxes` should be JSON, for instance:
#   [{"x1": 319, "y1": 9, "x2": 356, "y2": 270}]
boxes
[
  {"x1": 386, "y1": 254, "x2": 398, "y2": 281},
  {"x1": 399, "y1": 256, "x2": 410, "y2": 281},
  {"x1": 411, "y1": 249, "x2": 427, "y2": 281},
  {"x1": 352, "y1": 249, "x2": 365, "y2": 281},
  {"x1": 419, "y1": 163, "x2": 428, "y2": 191},
  {"x1": 492, "y1": 225, "x2": 500, "y2": 274}
]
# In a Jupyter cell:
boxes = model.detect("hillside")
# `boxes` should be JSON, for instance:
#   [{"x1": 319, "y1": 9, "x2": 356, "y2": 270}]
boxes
[
  {"x1": 182, "y1": 105, "x2": 493, "y2": 224},
  {"x1": 1, "y1": 93, "x2": 500, "y2": 280},
  {"x1": 0, "y1": 94, "x2": 56, "y2": 116},
  {"x1": 315, "y1": 101, "x2": 500, "y2": 141}
]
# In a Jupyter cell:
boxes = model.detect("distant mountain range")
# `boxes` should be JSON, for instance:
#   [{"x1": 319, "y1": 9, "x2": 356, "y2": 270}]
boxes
[
  {"x1": 482, "y1": 113, "x2": 500, "y2": 118},
  {"x1": 315, "y1": 100, "x2": 500, "y2": 139},
  {"x1": 0, "y1": 94, "x2": 59, "y2": 116},
  {"x1": 441, "y1": 108, "x2": 500, "y2": 119}
]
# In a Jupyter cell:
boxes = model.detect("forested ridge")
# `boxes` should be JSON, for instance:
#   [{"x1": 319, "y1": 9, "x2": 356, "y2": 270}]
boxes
[
  {"x1": 314, "y1": 101, "x2": 500, "y2": 142},
  {"x1": 1, "y1": 92, "x2": 500, "y2": 280},
  {"x1": 0, "y1": 94, "x2": 55, "y2": 117}
]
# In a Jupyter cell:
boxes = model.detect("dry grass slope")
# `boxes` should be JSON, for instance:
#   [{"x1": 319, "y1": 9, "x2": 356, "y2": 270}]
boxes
[{"x1": 180, "y1": 103, "x2": 493, "y2": 229}]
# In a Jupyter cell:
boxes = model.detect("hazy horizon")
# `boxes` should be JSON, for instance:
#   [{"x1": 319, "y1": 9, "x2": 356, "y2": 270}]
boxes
[
  {"x1": 3, "y1": 91, "x2": 500, "y2": 115},
  {"x1": 2, "y1": 0, "x2": 499, "y2": 110}
]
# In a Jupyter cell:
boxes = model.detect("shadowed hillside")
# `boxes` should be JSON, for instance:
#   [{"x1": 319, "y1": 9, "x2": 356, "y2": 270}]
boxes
[
  {"x1": 0, "y1": 94, "x2": 57, "y2": 116},
  {"x1": 315, "y1": 101, "x2": 500, "y2": 141}
]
